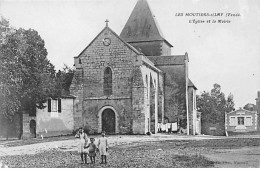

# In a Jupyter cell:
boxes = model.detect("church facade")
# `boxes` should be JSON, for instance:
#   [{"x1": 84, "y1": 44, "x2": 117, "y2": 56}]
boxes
[{"x1": 70, "y1": 0, "x2": 198, "y2": 135}]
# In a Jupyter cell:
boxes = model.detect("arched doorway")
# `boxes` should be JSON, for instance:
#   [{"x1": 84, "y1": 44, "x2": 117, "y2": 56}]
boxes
[
  {"x1": 102, "y1": 109, "x2": 115, "y2": 134},
  {"x1": 30, "y1": 119, "x2": 36, "y2": 138}
]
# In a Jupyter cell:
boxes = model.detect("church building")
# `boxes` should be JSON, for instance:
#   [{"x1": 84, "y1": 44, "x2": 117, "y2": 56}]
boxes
[{"x1": 70, "y1": 0, "x2": 198, "y2": 135}]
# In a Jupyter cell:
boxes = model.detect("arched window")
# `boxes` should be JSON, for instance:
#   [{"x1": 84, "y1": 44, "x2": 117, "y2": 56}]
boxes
[{"x1": 104, "y1": 67, "x2": 112, "y2": 95}]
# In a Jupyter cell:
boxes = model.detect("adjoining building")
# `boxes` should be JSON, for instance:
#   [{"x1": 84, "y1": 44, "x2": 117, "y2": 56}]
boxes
[
  {"x1": 22, "y1": 95, "x2": 76, "y2": 139},
  {"x1": 225, "y1": 108, "x2": 258, "y2": 134}
]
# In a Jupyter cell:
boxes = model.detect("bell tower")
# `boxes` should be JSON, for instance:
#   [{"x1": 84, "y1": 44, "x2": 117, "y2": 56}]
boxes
[{"x1": 120, "y1": 0, "x2": 173, "y2": 56}]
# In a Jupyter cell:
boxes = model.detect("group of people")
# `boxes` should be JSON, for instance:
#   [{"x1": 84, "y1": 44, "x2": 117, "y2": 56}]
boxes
[{"x1": 75, "y1": 128, "x2": 108, "y2": 164}]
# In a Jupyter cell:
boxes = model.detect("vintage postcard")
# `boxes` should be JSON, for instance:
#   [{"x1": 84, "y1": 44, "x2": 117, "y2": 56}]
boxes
[{"x1": 0, "y1": 0, "x2": 259, "y2": 168}]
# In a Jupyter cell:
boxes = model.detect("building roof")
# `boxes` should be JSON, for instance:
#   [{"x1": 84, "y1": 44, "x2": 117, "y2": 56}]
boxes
[
  {"x1": 188, "y1": 79, "x2": 197, "y2": 90},
  {"x1": 48, "y1": 95, "x2": 76, "y2": 99},
  {"x1": 147, "y1": 55, "x2": 186, "y2": 65},
  {"x1": 141, "y1": 55, "x2": 162, "y2": 73},
  {"x1": 226, "y1": 108, "x2": 257, "y2": 115},
  {"x1": 60, "y1": 95, "x2": 76, "y2": 99},
  {"x1": 56, "y1": 90, "x2": 76, "y2": 99},
  {"x1": 75, "y1": 23, "x2": 162, "y2": 73},
  {"x1": 120, "y1": 0, "x2": 172, "y2": 47},
  {"x1": 76, "y1": 26, "x2": 142, "y2": 58}
]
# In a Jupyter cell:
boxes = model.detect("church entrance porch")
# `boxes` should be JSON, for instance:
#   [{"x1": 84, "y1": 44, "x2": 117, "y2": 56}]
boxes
[{"x1": 102, "y1": 109, "x2": 115, "y2": 134}]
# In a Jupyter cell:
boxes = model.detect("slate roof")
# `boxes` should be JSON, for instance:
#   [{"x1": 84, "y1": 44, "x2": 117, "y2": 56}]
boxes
[
  {"x1": 60, "y1": 95, "x2": 76, "y2": 99},
  {"x1": 60, "y1": 90, "x2": 76, "y2": 99},
  {"x1": 120, "y1": 0, "x2": 172, "y2": 47},
  {"x1": 147, "y1": 55, "x2": 186, "y2": 65},
  {"x1": 226, "y1": 108, "x2": 257, "y2": 115}
]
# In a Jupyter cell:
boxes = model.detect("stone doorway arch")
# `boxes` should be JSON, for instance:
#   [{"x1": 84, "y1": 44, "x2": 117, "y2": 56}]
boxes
[{"x1": 98, "y1": 106, "x2": 118, "y2": 134}]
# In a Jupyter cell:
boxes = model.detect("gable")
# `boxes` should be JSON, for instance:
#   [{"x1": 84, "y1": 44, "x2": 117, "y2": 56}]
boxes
[
  {"x1": 226, "y1": 108, "x2": 256, "y2": 116},
  {"x1": 77, "y1": 26, "x2": 142, "y2": 58},
  {"x1": 74, "y1": 25, "x2": 148, "y2": 98}
]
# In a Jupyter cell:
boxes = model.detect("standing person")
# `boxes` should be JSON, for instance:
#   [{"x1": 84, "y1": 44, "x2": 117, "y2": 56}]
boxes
[
  {"x1": 97, "y1": 131, "x2": 108, "y2": 164},
  {"x1": 86, "y1": 138, "x2": 97, "y2": 164},
  {"x1": 75, "y1": 127, "x2": 88, "y2": 164}
]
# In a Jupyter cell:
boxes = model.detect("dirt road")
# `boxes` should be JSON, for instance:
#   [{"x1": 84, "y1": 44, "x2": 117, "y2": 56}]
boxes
[
  {"x1": 0, "y1": 134, "x2": 259, "y2": 167},
  {"x1": 0, "y1": 134, "x2": 223, "y2": 156}
]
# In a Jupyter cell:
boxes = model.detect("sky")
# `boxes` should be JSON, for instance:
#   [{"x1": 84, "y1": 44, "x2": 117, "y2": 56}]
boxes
[{"x1": 0, "y1": 0, "x2": 259, "y2": 108}]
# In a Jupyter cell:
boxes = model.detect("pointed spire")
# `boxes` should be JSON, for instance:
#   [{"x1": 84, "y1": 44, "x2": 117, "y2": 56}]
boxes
[{"x1": 120, "y1": 0, "x2": 168, "y2": 43}]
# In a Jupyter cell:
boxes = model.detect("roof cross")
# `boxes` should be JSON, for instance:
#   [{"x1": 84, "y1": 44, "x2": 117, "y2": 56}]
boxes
[{"x1": 105, "y1": 19, "x2": 109, "y2": 27}]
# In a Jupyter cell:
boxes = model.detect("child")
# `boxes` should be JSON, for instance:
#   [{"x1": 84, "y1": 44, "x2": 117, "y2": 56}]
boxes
[
  {"x1": 97, "y1": 131, "x2": 108, "y2": 164},
  {"x1": 75, "y1": 127, "x2": 89, "y2": 164},
  {"x1": 86, "y1": 138, "x2": 97, "y2": 164}
]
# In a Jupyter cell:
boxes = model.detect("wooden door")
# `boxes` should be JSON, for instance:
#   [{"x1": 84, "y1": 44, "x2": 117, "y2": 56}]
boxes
[{"x1": 102, "y1": 109, "x2": 115, "y2": 134}]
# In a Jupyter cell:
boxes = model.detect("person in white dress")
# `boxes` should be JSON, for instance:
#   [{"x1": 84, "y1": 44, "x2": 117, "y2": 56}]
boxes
[
  {"x1": 75, "y1": 127, "x2": 89, "y2": 164},
  {"x1": 97, "y1": 131, "x2": 108, "y2": 164}
]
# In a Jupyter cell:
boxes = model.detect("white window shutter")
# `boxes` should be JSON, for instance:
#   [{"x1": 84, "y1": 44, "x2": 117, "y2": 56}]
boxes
[
  {"x1": 245, "y1": 117, "x2": 252, "y2": 126},
  {"x1": 230, "y1": 117, "x2": 236, "y2": 126}
]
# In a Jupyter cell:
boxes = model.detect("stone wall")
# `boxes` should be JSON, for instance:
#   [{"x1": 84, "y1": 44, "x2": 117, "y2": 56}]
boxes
[
  {"x1": 22, "y1": 113, "x2": 30, "y2": 139},
  {"x1": 0, "y1": 114, "x2": 21, "y2": 139},
  {"x1": 139, "y1": 63, "x2": 160, "y2": 134},
  {"x1": 83, "y1": 98, "x2": 133, "y2": 134},
  {"x1": 76, "y1": 28, "x2": 137, "y2": 99},
  {"x1": 70, "y1": 27, "x2": 153, "y2": 134},
  {"x1": 132, "y1": 66, "x2": 146, "y2": 134},
  {"x1": 70, "y1": 68, "x2": 84, "y2": 128},
  {"x1": 22, "y1": 113, "x2": 36, "y2": 139},
  {"x1": 201, "y1": 122, "x2": 225, "y2": 136},
  {"x1": 158, "y1": 73, "x2": 164, "y2": 123},
  {"x1": 129, "y1": 40, "x2": 171, "y2": 56}
]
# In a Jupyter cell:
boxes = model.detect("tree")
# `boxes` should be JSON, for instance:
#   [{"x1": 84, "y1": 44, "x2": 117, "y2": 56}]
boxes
[
  {"x1": 0, "y1": 17, "x2": 14, "y2": 43},
  {"x1": 165, "y1": 73, "x2": 187, "y2": 127},
  {"x1": 0, "y1": 17, "x2": 57, "y2": 139},
  {"x1": 54, "y1": 64, "x2": 74, "y2": 96},
  {"x1": 243, "y1": 103, "x2": 255, "y2": 111},
  {"x1": 226, "y1": 93, "x2": 235, "y2": 112},
  {"x1": 0, "y1": 17, "x2": 23, "y2": 139},
  {"x1": 16, "y1": 28, "x2": 57, "y2": 112},
  {"x1": 197, "y1": 84, "x2": 235, "y2": 125}
]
